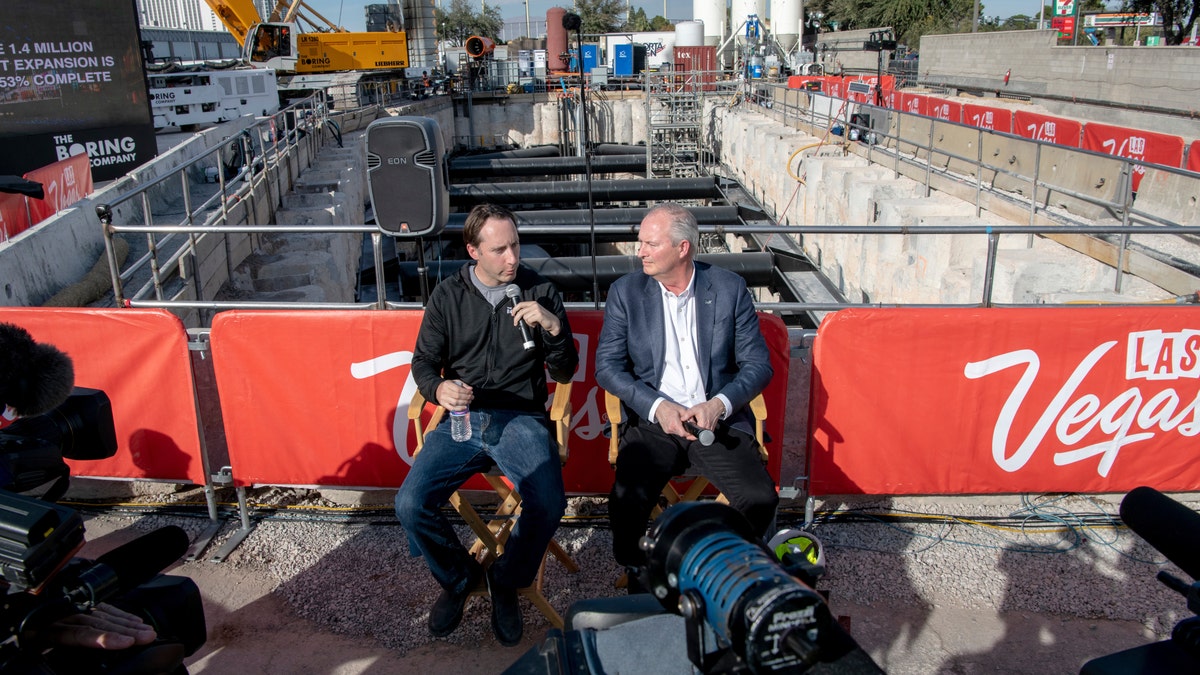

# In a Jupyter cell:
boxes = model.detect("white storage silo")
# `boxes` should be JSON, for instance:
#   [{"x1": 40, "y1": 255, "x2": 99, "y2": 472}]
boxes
[
  {"x1": 731, "y1": 0, "x2": 767, "y2": 37},
  {"x1": 770, "y1": 0, "x2": 801, "y2": 53},
  {"x1": 675, "y1": 20, "x2": 705, "y2": 47},
  {"x1": 692, "y1": 0, "x2": 724, "y2": 47}
]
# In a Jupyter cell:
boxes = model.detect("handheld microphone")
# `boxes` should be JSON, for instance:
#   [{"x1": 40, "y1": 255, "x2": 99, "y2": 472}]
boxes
[
  {"x1": 682, "y1": 421, "x2": 715, "y2": 446},
  {"x1": 1119, "y1": 486, "x2": 1200, "y2": 581},
  {"x1": 504, "y1": 284, "x2": 535, "y2": 350}
]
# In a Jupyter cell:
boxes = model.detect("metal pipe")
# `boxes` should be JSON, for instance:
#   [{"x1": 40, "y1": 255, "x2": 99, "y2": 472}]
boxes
[
  {"x1": 394, "y1": 252, "x2": 777, "y2": 292},
  {"x1": 446, "y1": 206, "x2": 741, "y2": 229},
  {"x1": 449, "y1": 154, "x2": 647, "y2": 179},
  {"x1": 593, "y1": 143, "x2": 649, "y2": 155},
  {"x1": 460, "y1": 145, "x2": 561, "y2": 160},
  {"x1": 450, "y1": 176, "x2": 721, "y2": 205}
]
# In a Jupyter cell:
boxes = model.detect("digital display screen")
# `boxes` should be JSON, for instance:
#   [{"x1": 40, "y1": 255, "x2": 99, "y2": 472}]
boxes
[{"x1": 0, "y1": 0, "x2": 156, "y2": 180}]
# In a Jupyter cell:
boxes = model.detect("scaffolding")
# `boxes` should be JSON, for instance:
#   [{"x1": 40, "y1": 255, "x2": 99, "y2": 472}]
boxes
[{"x1": 645, "y1": 72, "x2": 705, "y2": 179}]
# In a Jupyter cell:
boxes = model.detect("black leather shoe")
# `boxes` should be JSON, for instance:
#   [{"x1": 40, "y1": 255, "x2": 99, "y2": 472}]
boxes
[
  {"x1": 428, "y1": 561, "x2": 482, "y2": 637},
  {"x1": 486, "y1": 567, "x2": 523, "y2": 646}
]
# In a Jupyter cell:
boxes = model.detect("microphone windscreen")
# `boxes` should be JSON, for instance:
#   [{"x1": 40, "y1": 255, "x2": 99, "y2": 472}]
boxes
[
  {"x1": 505, "y1": 284, "x2": 521, "y2": 301},
  {"x1": 698, "y1": 429, "x2": 715, "y2": 446},
  {"x1": 1120, "y1": 486, "x2": 1200, "y2": 581},
  {"x1": 0, "y1": 322, "x2": 75, "y2": 416},
  {"x1": 96, "y1": 525, "x2": 190, "y2": 593}
]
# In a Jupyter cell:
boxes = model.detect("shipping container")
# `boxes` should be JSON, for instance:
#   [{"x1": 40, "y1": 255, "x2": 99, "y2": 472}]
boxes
[{"x1": 673, "y1": 46, "x2": 718, "y2": 91}]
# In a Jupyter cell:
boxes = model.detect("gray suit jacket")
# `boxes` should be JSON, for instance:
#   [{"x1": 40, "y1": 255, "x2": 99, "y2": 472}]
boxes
[{"x1": 595, "y1": 261, "x2": 772, "y2": 434}]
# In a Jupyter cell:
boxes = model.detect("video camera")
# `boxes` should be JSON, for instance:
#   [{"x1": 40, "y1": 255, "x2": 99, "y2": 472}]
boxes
[
  {"x1": 507, "y1": 501, "x2": 883, "y2": 674},
  {"x1": 1081, "y1": 486, "x2": 1200, "y2": 674},
  {"x1": 0, "y1": 387, "x2": 117, "y2": 501},
  {"x1": 0, "y1": 322, "x2": 207, "y2": 673}
]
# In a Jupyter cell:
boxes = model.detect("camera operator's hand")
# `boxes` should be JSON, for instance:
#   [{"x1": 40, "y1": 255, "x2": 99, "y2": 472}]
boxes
[{"x1": 44, "y1": 602, "x2": 156, "y2": 650}]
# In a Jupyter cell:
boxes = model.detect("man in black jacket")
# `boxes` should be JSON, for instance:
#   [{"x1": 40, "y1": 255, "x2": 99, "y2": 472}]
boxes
[{"x1": 395, "y1": 203, "x2": 578, "y2": 647}]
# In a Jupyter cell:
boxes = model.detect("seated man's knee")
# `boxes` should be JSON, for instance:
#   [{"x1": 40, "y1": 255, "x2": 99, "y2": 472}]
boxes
[{"x1": 394, "y1": 483, "x2": 423, "y2": 523}]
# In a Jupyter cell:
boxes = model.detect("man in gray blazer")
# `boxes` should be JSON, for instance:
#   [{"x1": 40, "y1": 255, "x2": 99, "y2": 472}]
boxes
[{"x1": 595, "y1": 203, "x2": 779, "y2": 583}]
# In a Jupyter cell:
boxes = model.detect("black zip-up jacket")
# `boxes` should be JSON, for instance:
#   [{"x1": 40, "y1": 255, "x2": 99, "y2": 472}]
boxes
[{"x1": 412, "y1": 264, "x2": 578, "y2": 415}]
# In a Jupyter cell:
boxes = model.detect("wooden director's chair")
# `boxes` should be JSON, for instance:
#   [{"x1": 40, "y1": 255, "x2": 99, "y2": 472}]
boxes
[
  {"x1": 604, "y1": 390, "x2": 769, "y2": 518},
  {"x1": 407, "y1": 382, "x2": 579, "y2": 628}
]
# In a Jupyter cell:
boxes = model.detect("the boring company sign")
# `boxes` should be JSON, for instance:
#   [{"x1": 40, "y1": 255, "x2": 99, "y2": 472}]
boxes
[{"x1": 0, "y1": 2, "x2": 157, "y2": 181}]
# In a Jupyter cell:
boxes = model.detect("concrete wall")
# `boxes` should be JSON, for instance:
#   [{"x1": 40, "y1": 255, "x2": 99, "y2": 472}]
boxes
[
  {"x1": 708, "y1": 99, "x2": 1174, "y2": 305},
  {"x1": 451, "y1": 93, "x2": 647, "y2": 149},
  {"x1": 919, "y1": 31, "x2": 1200, "y2": 137}
]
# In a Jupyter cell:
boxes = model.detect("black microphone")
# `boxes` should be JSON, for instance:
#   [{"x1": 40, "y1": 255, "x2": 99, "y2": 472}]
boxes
[
  {"x1": 504, "y1": 284, "x2": 535, "y2": 350},
  {"x1": 65, "y1": 525, "x2": 190, "y2": 607},
  {"x1": 1120, "y1": 486, "x2": 1200, "y2": 581},
  {"x1": 682, "y1": 421, "x2": 715, "y2": 446}
]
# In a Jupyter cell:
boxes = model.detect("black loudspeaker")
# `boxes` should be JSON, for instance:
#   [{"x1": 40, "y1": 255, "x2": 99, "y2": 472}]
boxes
[{"x1": 365, "y1": 117, "x2": 448, "y2": 237}]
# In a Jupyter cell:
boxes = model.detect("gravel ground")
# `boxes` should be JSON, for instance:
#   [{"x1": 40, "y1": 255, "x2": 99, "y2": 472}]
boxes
[{"x1": 68, "y1": 487, "x2": 1197, "y2": 674}]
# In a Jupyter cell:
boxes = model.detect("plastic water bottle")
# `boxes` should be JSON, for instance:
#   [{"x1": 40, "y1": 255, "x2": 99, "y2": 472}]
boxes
[{"x1": 450, "y1": 409, "x2": 471, "y2": 442}]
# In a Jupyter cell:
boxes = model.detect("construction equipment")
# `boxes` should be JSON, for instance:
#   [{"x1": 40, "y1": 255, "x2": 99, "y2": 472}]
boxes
[{"x1": 205, "y1": 0, "x2": 409, "y2": 74}]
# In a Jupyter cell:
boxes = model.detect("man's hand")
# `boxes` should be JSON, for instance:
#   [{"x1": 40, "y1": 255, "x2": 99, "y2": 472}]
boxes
[
  {"x1": 436, "y1": 379, "x2": 473, "y2": 412},
  {"x1": 654, "y1": 400, "x2": 692, "y2": 439},
  {"x1": 681, "y1": 399, "x2": 725, "y2": 437},
  {"x1": 44, "y1": 602, "x2": 156, "y2": 650},
  {"x1": 512, "y1": 300, "x2": 561, "y2": 337}
]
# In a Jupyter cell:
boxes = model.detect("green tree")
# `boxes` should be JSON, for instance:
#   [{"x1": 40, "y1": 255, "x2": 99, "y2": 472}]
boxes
[
  {"x1": 574, "y1": 0, "x2": 628, "y2": 34},
  {"x1": 1124, "y1": 0, "x2": 1198, "y2": 43},
  {"x1": 625, "y1": 7, "x2": 653, "y2": 31},
  {"x1": 650, "y1": 15, "x2": 674, "y2": 30},
  {"x1": 435, "y1": 0, "x2": 503, "y2": 46}
]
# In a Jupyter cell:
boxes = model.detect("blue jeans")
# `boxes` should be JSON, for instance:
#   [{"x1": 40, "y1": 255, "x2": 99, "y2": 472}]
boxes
[{"x1": 395, "y1": 409, "x2": 566, "y2": 592}]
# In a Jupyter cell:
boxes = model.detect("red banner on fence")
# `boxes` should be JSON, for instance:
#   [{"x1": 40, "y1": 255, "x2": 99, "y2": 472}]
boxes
[
  {"x1": 1189, "y1": 142, "x2": 1200, "y2": 173},
  {"x1": 899, "y1": 91, "x2": 929, "y2": 117},
  {"x1": 0, "y1": 308, "x2": 206, "y2": 484},
  {"x1": 927, "y1": 97, "x2": 963, "y2": 123},
  {"x1": 1014, "y1": 110, "x2": 1082, "y2": 147},
  {"x1": 1082, "y1": 122, "x2": 1185, "y2": 192},
  {"x1": 22, "y1": 154, "x2": 93, "y2": 225},
  {"x1": 209, "y1": 310, "x2": 789, "y2": 493},
  {"x1": 809, "y1": 307, "x2": 1200, "y2": 496},
  {"x1": 962, "y1": 103, "x2": 1013, "y2": 133},
  {"x1": 0, "y1": 192, "x2": 29, "y2": 243}
]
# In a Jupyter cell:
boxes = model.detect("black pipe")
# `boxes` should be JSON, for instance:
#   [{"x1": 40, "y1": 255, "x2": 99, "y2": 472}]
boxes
[
  {"x1": 397, "y1": 253, "x2": 775, "y2": 294},
  {"x1": 450, "y1": 176, "x2": 721, "y2": 205},
  {"x1": 593, "y1": 144, "x2": 648, "y2": 155},
  {"x1": 449, "y1": 154, "x2": 646, "y2": 179},
  {"x1": 455, "y1": 145, "x2": 561, "y2": 160},
  {"x1": 444, "y1": 206, "x2": 741, "y2": 229}
]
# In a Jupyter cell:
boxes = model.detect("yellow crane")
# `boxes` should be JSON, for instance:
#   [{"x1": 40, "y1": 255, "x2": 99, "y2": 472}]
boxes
[{"x1": 205, "y1": 0, "x2": 409, "y2": 74}]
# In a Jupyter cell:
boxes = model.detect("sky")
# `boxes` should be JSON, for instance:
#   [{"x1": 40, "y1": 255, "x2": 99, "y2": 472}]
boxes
[{"x1": 304, "y1": 0, "x2": 1052, "y2": 34}]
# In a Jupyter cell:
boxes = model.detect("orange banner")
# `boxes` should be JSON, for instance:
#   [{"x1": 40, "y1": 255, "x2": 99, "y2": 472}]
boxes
[
  {"x1": 809, "y1": 307, "x2": 1200, "y2": 496},
  {"x1": 0, "y1": 192, "x2": 29, "y2": 242},
  {"x1": 22, "y1": 154, "x2": 93, "y2": 225},
  {"x1": 1014, "y1": 110, "x2": 1082, "y2": 147},
  {"x1": 0, "y1": 308, "x2": 206, "y2": 483},
  {"x1": 209, "y1": 310, "x2": 790, "y2": 493},
  {"x1": 1082, "y1": 122, "x2": 1185, "y2": 192}
]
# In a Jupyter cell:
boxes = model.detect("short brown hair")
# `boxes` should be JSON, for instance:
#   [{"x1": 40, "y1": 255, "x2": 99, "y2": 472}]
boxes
[{"x1": 462, "y1": 203, "x2": 517, "y2": 248}]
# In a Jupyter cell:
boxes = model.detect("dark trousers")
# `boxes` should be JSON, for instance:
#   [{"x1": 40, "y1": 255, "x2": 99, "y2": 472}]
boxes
[{"x1": 608, "y1": 419, "x2": 779, "y2": 567}]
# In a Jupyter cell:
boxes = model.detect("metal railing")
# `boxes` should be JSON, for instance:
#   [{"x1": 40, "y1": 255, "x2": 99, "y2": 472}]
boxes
[
  {"x1": 96, "y1": 95, "x2": 335, "y2": 311},
  {"x1": 91, "y1": 78, "x2": 1200, "y2": 327}
]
